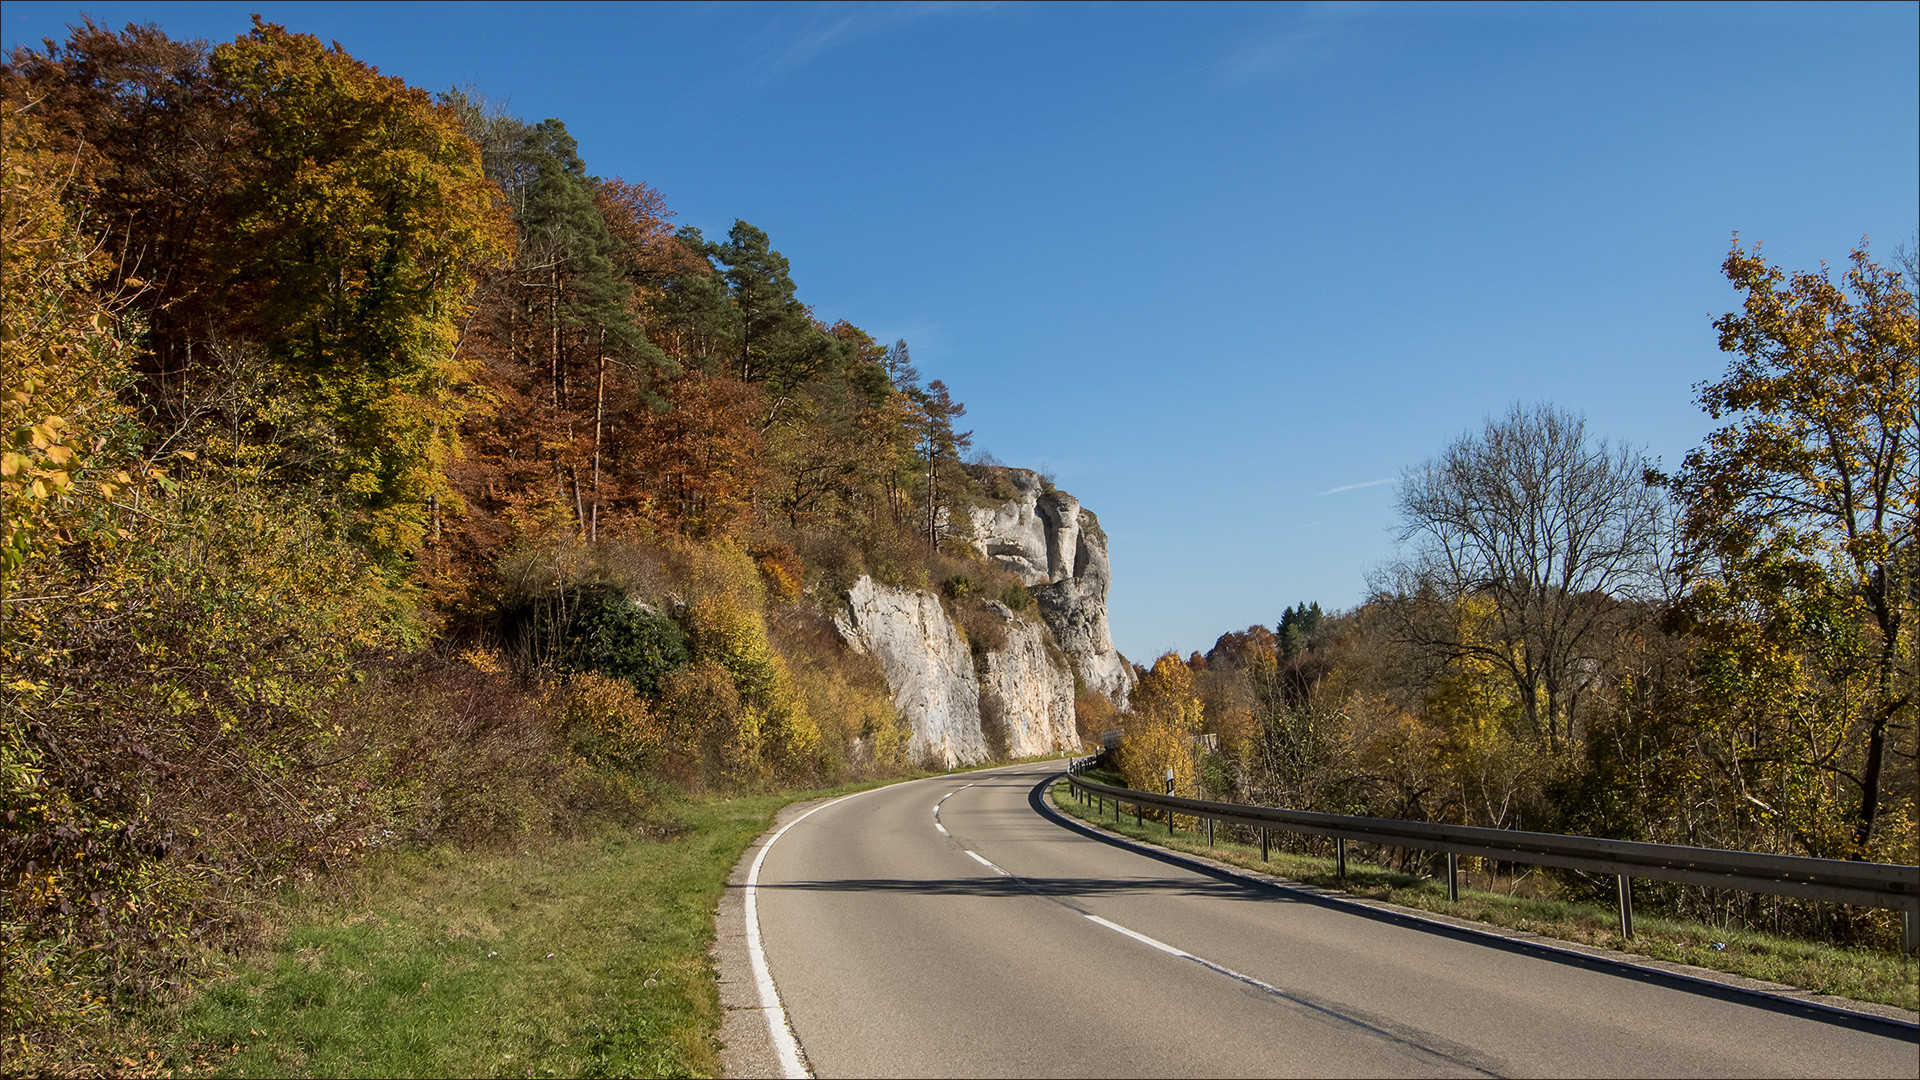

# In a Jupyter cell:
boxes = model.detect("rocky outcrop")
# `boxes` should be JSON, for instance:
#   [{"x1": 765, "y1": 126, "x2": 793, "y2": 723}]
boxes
[
  {"x1": 968, "y1": 468, "x2": 1134, "y2": 705},
  {"x1": 833, "y1": 578, "x2": 1082, "y2": 768},
  {"x1": 829, "y1": 469, "x2": 1128, "y2": 768},
  {"x1": 975, "y1": 601, "x2": 1076, "y2": 759},
  {"x1": 833, "y1": 577, "x2": 986, "y2": 767}
]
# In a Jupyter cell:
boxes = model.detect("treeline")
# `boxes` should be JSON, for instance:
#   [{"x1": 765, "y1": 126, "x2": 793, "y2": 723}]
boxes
[
  {"x1": 1, "y1": 18, "x2": 1007, "y2": 1068},
  {"x1": 1115, "y1": 249, "x2": 1917, "y2": 944}
]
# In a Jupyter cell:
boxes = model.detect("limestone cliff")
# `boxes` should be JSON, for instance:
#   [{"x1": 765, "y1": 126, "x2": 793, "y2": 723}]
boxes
[
  {"x1": 967, "y1": 467, "x2": 1135, "y2": 705},
  {"x1": 975, "y1": 600, "x2": 1077, "y2": 760},
  {"x1": 833, "y1": 578, "x2": 1078, "y2": 767},
  {"x1": 830, "y1": 469, "x2": 1131, "y2": 769}
]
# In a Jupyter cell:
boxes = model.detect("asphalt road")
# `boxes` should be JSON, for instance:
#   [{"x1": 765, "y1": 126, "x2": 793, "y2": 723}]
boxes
[{"x1": 741, "y1": 762, "x2": 1918, "y2": 1078}]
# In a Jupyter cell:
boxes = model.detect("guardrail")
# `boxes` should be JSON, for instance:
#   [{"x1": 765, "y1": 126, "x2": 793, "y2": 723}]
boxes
[{"x1": 1062, "y1": 762, "x2": 1920, "y2": 954}]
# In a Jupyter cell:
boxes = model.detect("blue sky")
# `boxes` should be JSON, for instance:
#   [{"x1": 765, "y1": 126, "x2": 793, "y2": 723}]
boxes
[{"x1": 6, "y1": 1, "x2": 1916, "y2": 663}]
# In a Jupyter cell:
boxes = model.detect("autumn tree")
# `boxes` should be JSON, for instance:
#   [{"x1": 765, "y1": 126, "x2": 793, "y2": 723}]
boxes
[
  {"x1": 438, "y1": 95, "x2": 687, "y2": 568},
  {"x1": 1, "y1": 19, "x2": 241, "y2": 388},
  {"x1": 1662, "y1": 240, "x2": 1917, "y2": 856},
  {"x1": 616, "y1": 367, "x2": 768, "y2": 540},
  {"x1": 1117, "y1": 653, "x2": 1205, "y2": 804},
  {"x1": 205, "y1": 18, "x2": 513, "y2": 564},
  {"x1": 1372, "y1": 403, "x2": 1668, "y2": 751}
]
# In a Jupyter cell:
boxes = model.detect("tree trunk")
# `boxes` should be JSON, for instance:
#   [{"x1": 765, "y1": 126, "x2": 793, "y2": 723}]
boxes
[{"x1": 592, "y1": 350, "x2": 606, "y2": 544}]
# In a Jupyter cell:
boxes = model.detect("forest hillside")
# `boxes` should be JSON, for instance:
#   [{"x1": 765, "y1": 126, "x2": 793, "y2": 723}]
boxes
[{"x1": 1, "y1": 18, "x2": 1097, "y2": 1062}]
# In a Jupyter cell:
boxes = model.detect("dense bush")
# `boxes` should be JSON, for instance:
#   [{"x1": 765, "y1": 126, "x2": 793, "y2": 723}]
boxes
[{"x1": 564, "y1": 589, "x2": 690, "y2": 697}]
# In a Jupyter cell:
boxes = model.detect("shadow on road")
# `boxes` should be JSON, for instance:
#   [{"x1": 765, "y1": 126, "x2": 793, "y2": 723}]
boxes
[{"x1": 748, "y1": 874, "x2": 1303, "y2": 900}]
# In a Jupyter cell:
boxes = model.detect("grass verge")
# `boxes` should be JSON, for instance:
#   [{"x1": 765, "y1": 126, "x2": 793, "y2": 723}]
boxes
[
  {"x1": 118, "y1": 779, "x2": 907, "y2": 1079},
  {"x1": 1047, "y1": 778, "x2": 1919, "y2": 1014},
  {"x1": 106, "y1": 760, "x2": 1059, "y2": 1079}
]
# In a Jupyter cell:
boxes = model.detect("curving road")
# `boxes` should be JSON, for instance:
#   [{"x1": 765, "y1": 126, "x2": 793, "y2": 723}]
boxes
[{"x1": 730, "y1": 761, "x2": 1917, "y2": 1078}]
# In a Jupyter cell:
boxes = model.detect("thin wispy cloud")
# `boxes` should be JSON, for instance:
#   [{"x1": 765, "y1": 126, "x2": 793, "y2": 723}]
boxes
[
  {"x1": 1216, "y1": 1, "x2": 1377, "y2": 83},
  {"x1": 866, "y1": 320, "x2": 949, "y2": 359},
  {"x1": 1318, "y1": 478, "x2": 1396, "y2": 496},
  {"x1": 754, "y1": 2, "x2": 994, "y2": 78}
]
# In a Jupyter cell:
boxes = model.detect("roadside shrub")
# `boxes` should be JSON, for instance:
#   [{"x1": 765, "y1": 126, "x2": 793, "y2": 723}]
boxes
[
  {"x1": 559, "y1": 671, "x2": 665, "y2": 777},
  {"x1": 658, "y1": 659, "x2": 752, "y2": 789},
  {"x1": 564, "y1": 589, "x2": 689, "y2": 697},
  {"x1": 369, "y1": 659, "x2": 583, "y2": 845},
  {"x1": 769, "y1": 607, "x2": 905, "y2": 779}
]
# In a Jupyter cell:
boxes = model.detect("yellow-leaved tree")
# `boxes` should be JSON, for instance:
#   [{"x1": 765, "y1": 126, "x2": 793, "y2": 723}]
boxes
[
  {"x1": 1663, "y1": 239, "x2": 1917, "y2": 860},
  {"x1": 1117, "y1": 654, "x2": 1205, "y2": 815},
  {"x1": 208, "y1": 17, "x2": 513, "y2": 569}
]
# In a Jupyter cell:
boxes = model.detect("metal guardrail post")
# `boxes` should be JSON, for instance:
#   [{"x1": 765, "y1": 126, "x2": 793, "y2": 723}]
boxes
[
  {"x1": 1135, "y1": 800, "x2": 1141, "y2": 826},
  {"x1": 1447, "y1": 853, "x2": 1459, "y2": 902},
  {"x1": 1618, "y1": 876, "x2": 1635, "y2": 939},
  {"x1": 1207, "y1": 817, "x2": 1214, "y2": 847},
  {"x1": 1260, "y1": 826, "x2": 1269, "y2": 862},
  {"x1": 1906, "y1": 910, "x2": 1916, "y2": 956},
  {"x1": 1337, "y1": 838, "x2": 1346, "y2": 883}
]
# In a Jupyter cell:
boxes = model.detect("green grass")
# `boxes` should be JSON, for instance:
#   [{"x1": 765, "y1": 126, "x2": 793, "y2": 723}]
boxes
[
  {"x1": 125, "y1": 761, "x2": 1054, "y2": 1079},
  {"x1": 1048, "y1": 779, "x2": 1920, "y2": 1014},
  {"x1": 132, "y1": 781, "x2": 898, "y2": 1079}
]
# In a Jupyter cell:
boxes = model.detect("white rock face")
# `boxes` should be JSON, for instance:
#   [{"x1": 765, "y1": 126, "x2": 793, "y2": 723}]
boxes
[
  {"x1": 833, "y1": 578, "x2": 1083, "y2": 767},
  {"x1": 968, "y1": 468, "x2": 1135, "y2": 705},
  {"x1": 976, "y1": 601, "x2": 1077, "y2": 759},
  {"x1": 829, "y1": 468, "x2": 1127, "y2": 768},
  {"x1": 834, "y1": 577, "x2": 986, "y2": 768}
]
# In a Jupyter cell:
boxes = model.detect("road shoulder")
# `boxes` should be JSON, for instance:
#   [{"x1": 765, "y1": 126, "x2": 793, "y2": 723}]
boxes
[{"x1": 714, "y1": 796, "x2": 833, "y2": 1079}]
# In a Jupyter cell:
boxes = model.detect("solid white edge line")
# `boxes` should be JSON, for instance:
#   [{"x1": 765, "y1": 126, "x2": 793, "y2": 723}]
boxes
[
  {"x1": 746, "y1": 760, "x2": 1063, "y2": 1078},
  {"x1": 746, "y1": 788, "x2": 877, "y2": 1079}
]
